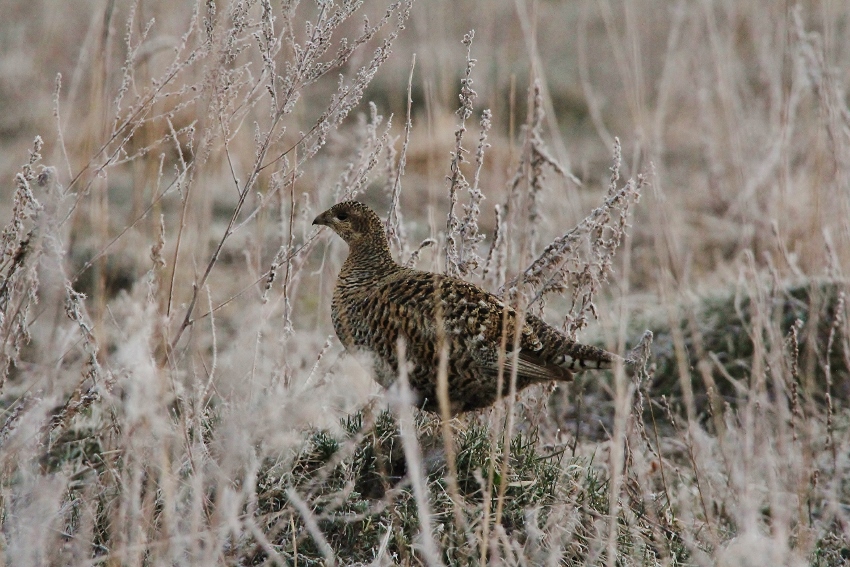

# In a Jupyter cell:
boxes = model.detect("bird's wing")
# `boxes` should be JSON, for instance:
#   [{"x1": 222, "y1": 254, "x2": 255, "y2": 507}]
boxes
[
  {"x1": 380, "y1": 271, "x2": 573, "y2": 383},
  {"x1": 443, "y1": 281, "x2": 572, "y2": 382},
  {"x1": 464, "y1": 336, "x2": 571, "y2": 382},
  {"x1": 510, "y1": 351, "x2": 572, "y2": 381}
]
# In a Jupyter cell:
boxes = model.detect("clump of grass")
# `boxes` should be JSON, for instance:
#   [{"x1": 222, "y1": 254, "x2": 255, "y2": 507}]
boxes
[
  {"x1": 632, "y1": 278, "x2": 850, "y2": 416},
  {"x1": 251, "y1": 409, "x2": 680, "y2": 566}
]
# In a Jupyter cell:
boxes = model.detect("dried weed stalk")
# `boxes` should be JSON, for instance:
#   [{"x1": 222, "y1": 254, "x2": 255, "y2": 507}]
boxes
[
  {"x1": 161, "y1": 2, "x2": 414, "y2": 350},
  {"x1": 504, "y1": 137, "x2": 644, "y2": 338},
  {"x1": 445, "y1": 30, "x2": 486, "y2": 278},
  {"x1": 0, "y1": 138, "x2": 45, "y2": 389},
  {"x1": 383, "y1": 56, "x2": 416, "y2": 260},
  {"x1": 47, "y1": 284, "x2": 117, "y2": 438}
]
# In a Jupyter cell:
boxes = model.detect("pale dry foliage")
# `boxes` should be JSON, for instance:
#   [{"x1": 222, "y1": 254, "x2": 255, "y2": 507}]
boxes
[{"x1": 0, "y1": 1, "x2": 849, "y2": 566}]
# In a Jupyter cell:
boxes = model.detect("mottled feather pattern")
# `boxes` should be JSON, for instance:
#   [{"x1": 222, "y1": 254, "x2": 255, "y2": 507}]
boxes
[{"x1": 314, "y1": 201, "x2": 617, "y2": 413}]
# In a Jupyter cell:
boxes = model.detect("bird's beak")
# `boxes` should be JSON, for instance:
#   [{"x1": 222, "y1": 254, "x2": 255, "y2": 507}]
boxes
[{"x1": 312, "y1": 212, "x2": 328, "y2": 226}]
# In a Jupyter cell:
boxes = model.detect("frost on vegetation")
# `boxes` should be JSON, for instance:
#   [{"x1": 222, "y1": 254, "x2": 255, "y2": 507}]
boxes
[
  {"x1": 443, "y1": 74, "x2": 644, "y2": 339},
  {"x1": 333, "y1": 102, "x2": 393, "y2": 202},
  {"x1": 0, "y1": 138, "x2": 47, "y2": 388},
  {"x1": 1, "y1": 1, "x2": 418, "y2": 558},
  {"x1": 445, "y1": 30, "x2": 486, "y2": 279},
  {"x1": 3, "y1": 1, "x2": 850, "y2": 565},
  {"x1": 504, "y1": 137, "x2": 644, "y2": 338}
]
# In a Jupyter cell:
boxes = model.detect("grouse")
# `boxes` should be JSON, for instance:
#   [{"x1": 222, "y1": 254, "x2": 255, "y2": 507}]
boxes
[{"x1": 313, "y1": 201, "x2": 618, "y2": 414}]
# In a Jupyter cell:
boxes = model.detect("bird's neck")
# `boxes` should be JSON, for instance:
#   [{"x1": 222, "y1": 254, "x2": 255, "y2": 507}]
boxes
[{"x1": 340, "y1": 238, "x2": 399, "y2": 284}]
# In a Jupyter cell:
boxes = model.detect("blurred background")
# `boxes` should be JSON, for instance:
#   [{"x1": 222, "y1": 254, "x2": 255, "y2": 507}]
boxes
[{"x1": 3, "y1": 0, "x2": 848, "y2": 299}]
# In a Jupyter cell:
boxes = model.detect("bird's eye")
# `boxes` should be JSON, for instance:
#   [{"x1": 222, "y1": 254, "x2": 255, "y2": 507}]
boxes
[{"x1": 336, "y1": 212, "x2": 349, "y2": 221}]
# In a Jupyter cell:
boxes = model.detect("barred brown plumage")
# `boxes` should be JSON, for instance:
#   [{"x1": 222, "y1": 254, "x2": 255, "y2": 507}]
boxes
[{"x1": 313, "y1": 201, "x2": 618, "y2": 414}]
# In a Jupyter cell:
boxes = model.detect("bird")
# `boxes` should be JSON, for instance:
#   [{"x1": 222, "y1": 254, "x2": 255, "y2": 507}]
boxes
[{"x1": 313, "y1": 201, "x2": 618, "y2": 414}]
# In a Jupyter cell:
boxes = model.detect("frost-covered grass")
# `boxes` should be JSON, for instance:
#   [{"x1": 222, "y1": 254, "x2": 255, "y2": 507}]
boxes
[{"x1": 1, "y1": 1, "x2": 849, "y2": 565}]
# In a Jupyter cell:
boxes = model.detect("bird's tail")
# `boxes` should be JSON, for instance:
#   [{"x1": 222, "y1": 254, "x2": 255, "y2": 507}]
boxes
[
  {"x1": 560, "y1": 337, "x2": 652, "y2": 374},
  {"x1": 558, "y1": 342, "x2": 619, "y2": 372}
]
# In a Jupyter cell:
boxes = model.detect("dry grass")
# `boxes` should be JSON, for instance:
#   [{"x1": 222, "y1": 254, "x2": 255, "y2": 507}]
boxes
[{"x1": 0, "y1": 0, "x2": 849, "y2": 565}]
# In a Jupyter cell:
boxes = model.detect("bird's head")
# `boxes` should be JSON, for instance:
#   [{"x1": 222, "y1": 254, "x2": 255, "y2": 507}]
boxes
[{"x1": 312, "y1": 201, "x2": 385, "y2": 247}]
